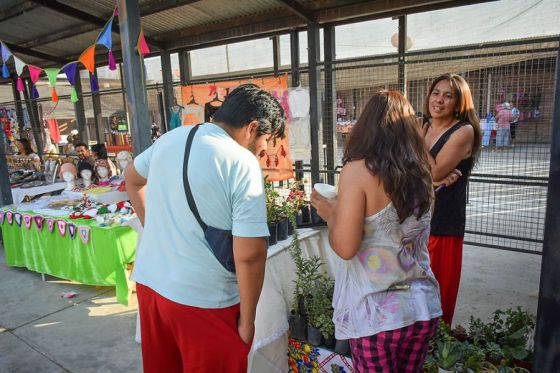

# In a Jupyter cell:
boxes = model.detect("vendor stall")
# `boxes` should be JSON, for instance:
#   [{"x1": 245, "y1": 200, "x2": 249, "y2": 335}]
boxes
[{"x1": 1, "y1": 205, "x2": 136, "y2": 305}]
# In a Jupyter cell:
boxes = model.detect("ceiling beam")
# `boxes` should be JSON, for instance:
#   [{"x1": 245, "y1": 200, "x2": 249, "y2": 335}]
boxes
[
  {"x1": 160, "y1": 8, "x2": 304, "y2": 50},
  {"x1": 276, "y1": 0, "x2": 314, "y2": 22},
  {"x1": 138, "y1": 0, "x2": 203, "y2": 16},
  {"x1": 4, "y1": 42, "x2": 69, "y2": 64},
  {"x1": 30, "y1": 0, "x2": 163, "y2": 50},
  {"x1": 0, "y1": 1, "x2": 38, "y2": 23}
]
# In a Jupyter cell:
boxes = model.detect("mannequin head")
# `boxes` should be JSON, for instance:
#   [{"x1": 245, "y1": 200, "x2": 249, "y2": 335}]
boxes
[
  {"x1": 95, "y1": 159, "x2": 112, "y2": 181},
  {"x1": 81, "y1": 169, "x2": 92, "y2": 181},
  {"x1": 62, "y1": 172, "x2": 75, "y2": 182},
  {"x1": 116, "y1": 151, "x2": 133, "y2": 171},
  {"x1": 59, "y1": 162, "x2": 77, "y2": 179}
]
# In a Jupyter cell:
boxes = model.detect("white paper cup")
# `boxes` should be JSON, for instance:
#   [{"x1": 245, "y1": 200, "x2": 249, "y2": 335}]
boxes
[{"x1": 313, "y1": 183, "x2": 337, "y2": 199}]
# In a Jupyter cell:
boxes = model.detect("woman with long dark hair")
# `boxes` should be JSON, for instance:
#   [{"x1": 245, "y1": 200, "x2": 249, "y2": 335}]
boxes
[
  {"x1": 422, "y1": 73, "x2": 481, "y2": 326},
  {"x1": 312, "y1": 91, "x2": 441, "y2": 372},
  {"x1": 16, "y1": 138, "x2": 40, "y2": 162}
]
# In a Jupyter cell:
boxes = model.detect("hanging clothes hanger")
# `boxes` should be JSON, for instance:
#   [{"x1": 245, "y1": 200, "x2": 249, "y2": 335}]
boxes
[{"x1": 187, "y1": 86, "x2": 198, "y2": 105}]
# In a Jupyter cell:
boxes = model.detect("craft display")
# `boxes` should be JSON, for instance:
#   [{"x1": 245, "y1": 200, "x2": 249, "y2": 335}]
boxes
[
  {"x1": 288, "y1": 338, "x2": 354, "y2": 373},
  {"x1": 78, "y1": 161, "x2": 94, "y2": 188},
  {"x1": 116, "y1": 151, "x2": 133, "y2": 173},
  {"x1": 23, "y1": 214, "x2": 32, "y2": 229}
]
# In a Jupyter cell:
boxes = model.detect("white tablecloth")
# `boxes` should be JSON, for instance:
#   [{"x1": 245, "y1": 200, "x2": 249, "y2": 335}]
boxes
[
  {"x1": 11, "y1": 182, "x2": 67, "y2": 204},
  {"x1": 249, "y1": 227, "x2": 339, "y2": 373}
]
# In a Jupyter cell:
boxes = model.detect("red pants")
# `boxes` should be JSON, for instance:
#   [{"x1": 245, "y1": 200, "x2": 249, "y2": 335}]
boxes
[
  {"x1": 137, "y1": 283, "x2": 251, "y2": 373},
  {"x1": 428, "y1": 235, "x2": 464, "y2": 326}
]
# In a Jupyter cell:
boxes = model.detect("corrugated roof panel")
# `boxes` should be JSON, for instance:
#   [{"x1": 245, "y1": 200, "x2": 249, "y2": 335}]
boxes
[
  {"x1": 0, "y1": 7, "x2": 85, "y2": 44},
  {"x1": 38, "y1": 29, "x2": 111, "y2": 59},
  {"x1": 56, "y1": 0, "x2": 116, "y2": 18},
  {"x1": 142, "y1": 0, "x2": 283, "y2": 35}
]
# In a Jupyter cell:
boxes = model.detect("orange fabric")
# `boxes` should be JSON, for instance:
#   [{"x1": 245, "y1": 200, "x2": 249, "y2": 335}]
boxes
[
  {"x1": 79, "y1": 45, "x2": 96, "y2": 73},
  {"x1": 180, "y1": 76, "x2": 293, "y2": 181},
  {"x1": 137, "y1": 283, "x2": 250, "y2": 373},
  {"x1": 428, "y1": 235, "x2": 464, "y2": 326}
]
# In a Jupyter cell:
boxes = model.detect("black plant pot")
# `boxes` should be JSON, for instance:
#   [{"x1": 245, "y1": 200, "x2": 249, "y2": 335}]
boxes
[
  {"x1": 300, "y1": 205, "x2": 311, "y2": 224},
  {"x1": 307, "y1": 325, "x2": 324, "y2": 346},
  {"x1": 277, "y1": 218, "x2": 289, "y2": 241},
  {"x1": 324, "y1": 334, "x2": 336, "y2": 349},
  {"x1": 288, "y1": 314, "x2": 307, "y2": 341},
  {"x1": 287, "y1": 218, "x2": 295, "y2": 236},
  {"x1": 311, "y1": 206, "x2": 325, "y2": 225},
  {"x1": 297, "y1": 296, "x2": 307, "y2": 318},
  {"x1": 267, "y1": 224, "x2": 277, "y2": 246},
  {"x1": 335, "y1": 339, "x2": 351, "y2": 356}
]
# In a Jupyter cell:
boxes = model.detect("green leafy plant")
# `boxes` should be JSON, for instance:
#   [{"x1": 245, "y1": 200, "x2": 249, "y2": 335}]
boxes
[
  {"x1": 288, "y1": 213, "x2": 323, "y2": 316},
  {"x1": 265, "y1": 178, "x2": 283, "y2": 224},
  {"x1": 435, "y1": 340, "x2": 463, "y2": 370},
  {"x1": 284, "y1": 181, "x2": 306, "y2": 220},
  {"x1": 305, "y1": 275, "x2": 335, "y2": 339}
]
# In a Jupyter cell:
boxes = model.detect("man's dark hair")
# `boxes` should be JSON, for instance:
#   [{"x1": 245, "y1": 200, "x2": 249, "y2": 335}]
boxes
[
  {"x1": 74, "y1": 142, "x2": 88, "y2": 149},
  {"x1": 91, "y1": 143, "x2": 108, "y2": 159},
  {"x1": 212, "y1": 84, "x2": 286, "y2": 139}
]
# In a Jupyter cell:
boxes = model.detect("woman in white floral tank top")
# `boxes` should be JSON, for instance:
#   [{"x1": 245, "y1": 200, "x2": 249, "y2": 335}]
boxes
[{"x1": 312, "y1": 91, "x2": 442, "y2": 372}]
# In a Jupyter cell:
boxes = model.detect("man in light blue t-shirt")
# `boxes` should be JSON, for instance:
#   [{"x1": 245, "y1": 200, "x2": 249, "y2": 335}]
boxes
[{"x1": 125, "y1": 84, "x2": 285, "y2": 373}]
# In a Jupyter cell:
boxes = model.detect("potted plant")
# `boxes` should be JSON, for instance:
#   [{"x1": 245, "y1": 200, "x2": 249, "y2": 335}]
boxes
[
  {"x1": 305, "y1": 275, "x2": 335, "y2": 347},
  {"x1": 265, "y1": 179, "x2": 281, "y2": 245},
  {"x1": 287, "y1": 223, "x2": 323, "y2": 342},
  {"x1": 284, "y1": 181, "x2": 306, "y2": 234}
]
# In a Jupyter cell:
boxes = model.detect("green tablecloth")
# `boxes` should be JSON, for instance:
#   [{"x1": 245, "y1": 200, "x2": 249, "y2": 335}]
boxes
[{"x1": 1, "y1": 209, "x2": 137, "y2": 305}]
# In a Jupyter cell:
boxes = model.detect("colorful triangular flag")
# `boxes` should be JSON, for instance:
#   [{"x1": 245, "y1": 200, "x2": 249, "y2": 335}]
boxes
[
  {"x1": 16, "y1": 77, "x2": 24, "y2": 92},
  {"x1": 138, "y1": 31, "x2": 150, "y2": 56},
  {"x1": 1, "y1": 42, "x2": 12, "y2": 63},
  {"x1": 27, "y1": 65, "x2": 42, "y2": 84},
  {"x1": 44, "y1": 67, "x2": 60, "y2": 102},
  {"x1": 96, "y1": 17, "x2": 113, "y2": 50},
  {"x1": 79, "y1": 45, "x2": 96, "y2": 74},
  {"x1": 62, "y1": 62, "x2": 78, "y2": 85},
  {"x1": 13, "y1": 56, "x2": 26, "y2": 76},
  {"x1": 2, "y1": 63, "x2": 9, "y2": 78},
  {"x1": 32, "y1": 85, "x2": 39, "y2": 99},
  {"x1": 108, "y1": 49, "x2": 116, "y2": 71},
  {"x1": 70, "y1": 86, "x2": 78, "y2": 103},
  {"x1": 90, "y1": 73, "x2": 99, "y2": 92}
]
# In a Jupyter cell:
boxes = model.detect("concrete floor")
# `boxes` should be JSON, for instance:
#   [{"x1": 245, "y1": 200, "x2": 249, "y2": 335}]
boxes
[{"x1": 0, "y1": 243, "x2": 541, "y2": 372}]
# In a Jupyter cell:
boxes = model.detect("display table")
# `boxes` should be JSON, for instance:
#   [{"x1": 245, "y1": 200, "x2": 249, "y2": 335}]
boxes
[
  {"x1": 11, "y1": 182, "x2": 67, "y2": 204},
  {"x1": 0, "y1": 206, "x2": 137, "y2": 305},
  {"x1": 249, "y1": 227, "x2": 341, "y2": 373}
]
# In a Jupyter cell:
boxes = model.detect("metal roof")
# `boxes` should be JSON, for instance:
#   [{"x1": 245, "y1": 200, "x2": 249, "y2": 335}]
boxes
[{"x1": 0, "y1": 0, "x2": 493, "y2": 70}]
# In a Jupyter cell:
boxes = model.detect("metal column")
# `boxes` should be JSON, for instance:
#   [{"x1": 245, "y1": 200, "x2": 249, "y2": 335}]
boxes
[
  {"x1": 323, "y1": 24, "x2": 336, "y2": 184},
  {"x1": 0, "y1": 127, "x2": 13, "y2": 207},
  {"x1": 307, "y1": 22, "x2": 321, "y2": 185},
  {"x1": 91, "y1": 68, "x2": 103, "y2": 143},
  {"x1": 22, "y1": 79, "x2": 43, "y2": 158},
  {"x1": 398, "y1": 15, "x2": 407, "y2": 96},
  {"x1": 11, "y1": 79, "x2": 25, "y2": 133},
  {"x1": 179, "y1": 50, "x2": 191, "y2": 86},
  {"x1": 290, "y1": 30, "x2": 300, "y2": 87},
  {"x1": 73, "y1": 72, "x2": 90, "y2": 144},
  {"x1": 272, "y1": 35, "x2": 280, "y2": 77},
  {"x1": 118, "y1": 0, "x2": 151, "y2": 155},
  {"x1": 534, "y1": 45, "x2": 560, "y2": 373},
  {"x1": 161, "y1": 49, "x2": 175, "y2": 133}
]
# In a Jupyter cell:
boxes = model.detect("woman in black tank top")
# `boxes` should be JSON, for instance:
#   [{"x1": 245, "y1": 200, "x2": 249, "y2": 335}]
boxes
[{"x1": 422, "y1": 74, "x2": 482, "y2": 326}]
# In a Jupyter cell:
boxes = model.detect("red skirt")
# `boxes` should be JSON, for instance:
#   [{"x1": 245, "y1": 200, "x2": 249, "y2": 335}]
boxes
[{"x1": 428, "y1": 235, "x2": 464, "y2": 326}]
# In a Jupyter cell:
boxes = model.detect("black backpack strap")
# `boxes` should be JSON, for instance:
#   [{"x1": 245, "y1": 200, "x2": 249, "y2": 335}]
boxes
[{"x1": 182, "y1": 124, "x2": 207, "y2": 231}]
